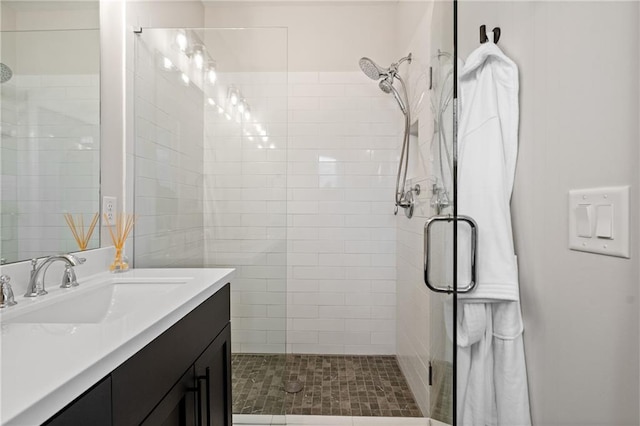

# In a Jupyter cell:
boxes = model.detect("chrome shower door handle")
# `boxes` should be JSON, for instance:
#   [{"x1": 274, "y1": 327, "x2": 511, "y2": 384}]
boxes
[{"x1": 423, "y1": 214, "x2": 478, "y2": 294}]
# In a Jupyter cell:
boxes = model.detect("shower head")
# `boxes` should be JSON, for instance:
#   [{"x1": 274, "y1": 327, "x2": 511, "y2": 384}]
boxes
[
  {"x1": 0, "y1": 63, "x2": 12, "y2": 84},
  {"x1": 380, "y1": 77, "x2": 407, "y2": 115},
  {"x1": 359, "y1": 57, "x2": 388, "y2": 80},
  {"x1": 359, "y1": 54, "x2": 411, "y2": 115},
  {"x1": 378, "y1": 77, "x2": 393, "y2": 94}
]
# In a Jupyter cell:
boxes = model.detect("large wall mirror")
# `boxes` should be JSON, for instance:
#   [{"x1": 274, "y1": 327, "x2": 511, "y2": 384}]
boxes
[{"x1": 0, "y1": 1, "x2": 100, "y2": 264}]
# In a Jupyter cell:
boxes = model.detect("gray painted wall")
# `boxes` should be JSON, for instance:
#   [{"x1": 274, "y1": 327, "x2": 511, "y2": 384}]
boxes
[{"x1": 459, "y1": 2, "x2": 639, "y2": 424}]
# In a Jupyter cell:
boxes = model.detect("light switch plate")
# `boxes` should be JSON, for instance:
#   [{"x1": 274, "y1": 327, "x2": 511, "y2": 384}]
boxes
[{"x1": 568, "y1": 186, "x2": 629, "y2": 258}]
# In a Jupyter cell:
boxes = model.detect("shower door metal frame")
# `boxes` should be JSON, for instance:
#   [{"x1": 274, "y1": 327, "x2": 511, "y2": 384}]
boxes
[
  {"x1": 452, "y1": 0, "x2": 459, "y2": 423},
  {"x1": 421, "y1": 1, "x2": 460, "y2": 424}
]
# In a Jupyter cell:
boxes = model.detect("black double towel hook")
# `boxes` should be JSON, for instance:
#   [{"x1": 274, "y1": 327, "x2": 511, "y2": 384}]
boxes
[{"x1": 480, "y1": 25, "x2": 501, "y2": 44}]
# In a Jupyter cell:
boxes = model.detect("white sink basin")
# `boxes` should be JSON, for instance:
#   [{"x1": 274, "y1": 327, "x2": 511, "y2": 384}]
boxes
[{"x1": 6, "y1": 279, "x2": 187, "y2": 324}]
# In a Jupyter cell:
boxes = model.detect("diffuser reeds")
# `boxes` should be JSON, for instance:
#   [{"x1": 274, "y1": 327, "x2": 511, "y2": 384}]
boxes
[
  {"x1": 64, "y1": 213, "x2": 99, "y2": 251},
  {"x1": 104, "y1": 213, "x2": 136, "y2": 272}
]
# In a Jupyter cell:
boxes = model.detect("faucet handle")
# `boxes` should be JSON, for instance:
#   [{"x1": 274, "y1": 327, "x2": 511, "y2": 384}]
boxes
[
  {"x1": 65, "y1": 254, "x2": 85, "y2": 266},
  {"x1": 0, "y1": 275, "x2": 17, "y2": 308},
  {"x1": 30, "y1": 258, "x2": 39, "y2": 284},
  {"x1": 60, "y1": 265, "x2": 79, "y2": 289}
]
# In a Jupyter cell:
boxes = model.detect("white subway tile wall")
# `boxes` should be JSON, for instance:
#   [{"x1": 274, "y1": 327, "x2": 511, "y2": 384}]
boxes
[
  {"x1": 0, "y1": 73, "x2": 100, "y2": 262},
  {"x1": 133, "y1": 32, "x2": 205, "y2": 269},
  {"x1": 287, "y1": 72, "x2": 399, "y2": 356},
  {"x1": 204, "y1": 70, "x2": 399, "y2": 355},
  {"x1": 203, "y1": 70, "x2": 288, "y2": 354}
]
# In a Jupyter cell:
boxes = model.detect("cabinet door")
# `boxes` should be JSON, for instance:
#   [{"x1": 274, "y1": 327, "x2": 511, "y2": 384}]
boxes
[
  {"x1": 194, "y1": 324, "x2": 231, "y2": 426},
  {"x1": 44, "y1": 376, "x2": 112, "y2": 426},
  {"x1": 141, "y1": 366, "x2": 197, "y2": 426}
]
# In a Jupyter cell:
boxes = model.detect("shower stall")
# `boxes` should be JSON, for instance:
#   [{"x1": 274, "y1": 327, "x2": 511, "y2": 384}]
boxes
[{"x1": 131, "y1": 1, "x2": 457, "y2": 424}]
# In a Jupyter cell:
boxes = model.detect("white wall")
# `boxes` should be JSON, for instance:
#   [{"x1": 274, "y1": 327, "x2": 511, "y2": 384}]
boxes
[
  {"x1": 1, "y1": 1, "x2": 99, "y2": 31},
  {"x1": 203, "y1": 1, "x2": 398, "y2": 72},
  {"x1": 0, "y1": 2, "x2": 16, "y2": 31},
  {"x1": 99, "y1": 0, "x2": 126, "y2": 249},
  {"x1": 458, "y1": 2, "x2": 640, "y2": 424}
]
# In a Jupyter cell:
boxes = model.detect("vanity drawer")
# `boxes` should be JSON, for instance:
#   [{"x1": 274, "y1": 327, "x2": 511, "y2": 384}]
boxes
[{"x1": 111, "y1": 283, "x2": 230, "y2": 426}]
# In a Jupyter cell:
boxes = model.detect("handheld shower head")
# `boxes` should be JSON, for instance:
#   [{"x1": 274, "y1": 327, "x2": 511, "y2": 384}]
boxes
[
  {"x1": 380, "y1": 77, "x2": 407, "y2": 115},
  {"x1": 359, "y1": 57, "x2": 387, "y2": 80},
  {"x1": 378, "y1": 78, "x2": 393, "y2": 94}
]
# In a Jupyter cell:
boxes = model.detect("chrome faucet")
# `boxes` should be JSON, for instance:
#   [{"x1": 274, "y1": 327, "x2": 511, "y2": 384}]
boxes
[
  {"x1": 25, "y1": 254, "x2": 85, "y2": 297},
  {"x1": 0, "y1": 275, "x2": 17, "y2": 308}
]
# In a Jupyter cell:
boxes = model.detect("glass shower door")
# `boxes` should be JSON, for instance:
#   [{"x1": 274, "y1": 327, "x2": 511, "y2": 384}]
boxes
[
  {"x1": 132, "y1": 27, "x2": 289, "y2": 425},
  {"x1": 430, "y1": 2, "x2": 527, "y2": 425},
  {"x1": 424, "y1": 1, "x2": 457, "y2": 424}
]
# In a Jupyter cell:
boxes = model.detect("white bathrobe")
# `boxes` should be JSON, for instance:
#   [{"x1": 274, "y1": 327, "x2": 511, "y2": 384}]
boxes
[{"x1": 448, "y1": 42, "x2": 532, "y2": 426}]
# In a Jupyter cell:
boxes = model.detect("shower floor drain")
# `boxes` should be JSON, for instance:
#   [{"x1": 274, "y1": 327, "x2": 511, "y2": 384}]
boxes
[{"x1": 284, "y1": 380, "x2": 304, "y2": 393}]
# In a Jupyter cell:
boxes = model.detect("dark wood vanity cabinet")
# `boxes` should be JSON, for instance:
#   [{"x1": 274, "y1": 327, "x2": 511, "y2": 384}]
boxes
[
  {"x1": 45, "y1": 283, "x2": 231, "y2": 426},
  {"x1": 43, "y1": 377, "x2": 112, "y2": 426}
]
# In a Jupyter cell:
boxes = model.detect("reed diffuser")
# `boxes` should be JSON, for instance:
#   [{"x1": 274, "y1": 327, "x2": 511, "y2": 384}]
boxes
[
  {"x1": 104, "y1": 213, "x2": 136, "y2": 272},
  {"x1": 64, "y1": 213, "x2": 99, "y2": 251}
]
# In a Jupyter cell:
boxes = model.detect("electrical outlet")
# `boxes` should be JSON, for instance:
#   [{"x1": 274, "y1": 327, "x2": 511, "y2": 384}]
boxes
[{"x1": 102, "y1": 196, "x2": 117, "y2": 226}]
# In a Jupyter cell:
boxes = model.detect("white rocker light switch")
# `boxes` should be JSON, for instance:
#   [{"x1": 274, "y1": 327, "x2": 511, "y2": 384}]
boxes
[
  {"x1": 595, "y1": 204, "x2": 613, "y2": 239},
  {"x1": 575, "y1": 204, "x2": 592, "y2": 238}
]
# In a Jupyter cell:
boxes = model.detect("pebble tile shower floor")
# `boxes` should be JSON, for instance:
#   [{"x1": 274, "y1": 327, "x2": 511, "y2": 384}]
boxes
[{"x1": 232, "y1": 354, "x2": 423, "y2": 417}]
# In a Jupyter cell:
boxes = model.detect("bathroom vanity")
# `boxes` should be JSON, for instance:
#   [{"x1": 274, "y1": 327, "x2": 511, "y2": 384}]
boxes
[{"x1": 0, "y1": 268, "x2": 234, "y2": 426}]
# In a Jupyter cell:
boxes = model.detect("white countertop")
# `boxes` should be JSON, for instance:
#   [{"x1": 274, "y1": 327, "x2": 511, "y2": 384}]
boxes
[{"x1": 0, "y1": 267, "x2": 234, "y2": 426}]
